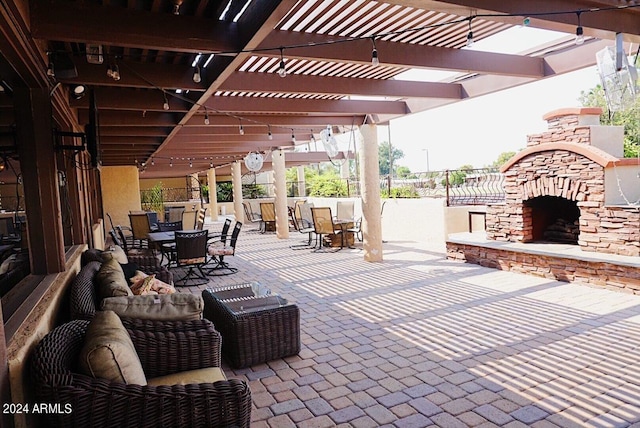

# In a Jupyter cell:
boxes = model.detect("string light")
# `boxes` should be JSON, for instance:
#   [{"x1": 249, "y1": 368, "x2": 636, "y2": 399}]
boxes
[
  {"x1": 46, "y1": 54, "x2": 55, "y2": 77},
  {"x1": 151, "y1": 157, "x2": 155, "y2": 166},
  {"x1": 466, "y1": 17, "x2": 474, "y2": 47},
  {"x1": 239, "y1": 120, "x2": 244, "y2": 135},
  {"x1": 575, "y1": 12, "x2": 585, "y2": 45},
  {"x1": 291, "y1": 129, "x2": 296, "y2": 143},
  {"x1": 163, "y1": 93, "x2": 170, "y2": 110},
  {"x1": 277, "y1": 47, "x2": 287, "y2": 78},
  {"x1": 268, "y1": 125, "x2": 273, "y2": 140},
  {"x1": 169, "y1": 157, "x2": 173, "y2": 167},
  {"x1": 371, "y1": 37, "x2": 379, "y2": 66},
  {"x1": 204, "y1": 110, "x2": 210, "y2": 125},
  {"x1": 193, "y1": 65, "x2": 201, "y2": 83}
]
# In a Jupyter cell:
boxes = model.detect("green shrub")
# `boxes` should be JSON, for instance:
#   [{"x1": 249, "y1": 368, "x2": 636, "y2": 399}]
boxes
[
  {"x1": 308, "y1": 176, "x2": 348, "y2": 197},
  {"x1": 384, "y1": 186, "x2": 420, "y2": 198}
]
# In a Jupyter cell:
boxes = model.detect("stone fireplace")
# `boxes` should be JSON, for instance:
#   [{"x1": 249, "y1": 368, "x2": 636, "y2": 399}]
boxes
[
  {"x1": 447, "y1": 107, "x2": 640, "y2": 293},
  {"x1": 486, "y1": 107, "x2": 640, "y2": 257}
]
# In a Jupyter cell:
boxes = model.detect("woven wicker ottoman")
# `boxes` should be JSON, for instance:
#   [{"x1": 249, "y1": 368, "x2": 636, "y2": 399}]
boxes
[{"x1": 202, "y1": 283, "x2": 300, "y2": 369}]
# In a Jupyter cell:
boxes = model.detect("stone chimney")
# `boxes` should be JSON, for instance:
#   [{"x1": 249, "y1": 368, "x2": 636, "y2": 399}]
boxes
[{"x1": 526, "y1": 107, "x2": 624, "y2": 158}]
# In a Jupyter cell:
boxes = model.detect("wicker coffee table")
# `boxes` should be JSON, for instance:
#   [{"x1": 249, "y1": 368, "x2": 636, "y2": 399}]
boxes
[{"x1": 202, "y1": 283, "x2": 300, "y2": 369}]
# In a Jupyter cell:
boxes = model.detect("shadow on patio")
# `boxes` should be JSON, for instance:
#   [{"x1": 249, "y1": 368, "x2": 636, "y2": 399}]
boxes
[{"x1": 186, "y1": 221, "x2": 640, "y2": 427}]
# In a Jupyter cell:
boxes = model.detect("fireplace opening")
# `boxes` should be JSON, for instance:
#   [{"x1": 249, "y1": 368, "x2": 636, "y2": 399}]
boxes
[{"x1": 524, "y1": 196, "x2": 580, "y2": 244}]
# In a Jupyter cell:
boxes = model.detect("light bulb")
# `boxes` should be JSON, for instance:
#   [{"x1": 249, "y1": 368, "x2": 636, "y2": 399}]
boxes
[
  {"x1": 239, "y1": 124, "x2": 244, "y2": 135},
  {"x1": 106, "y1": 66, "x2": 113, "y2": 78},
  {"x1": 151, "y1": 158, "x2": 155, "y2": 166},
  {"x1": 371, "y1": 48, "x2": 379, "y2": 66},
  {"x1": 47, "y1": 61, "x2": 55, "y2": 77},
  {"x1": 210, "y1": 162, "x2": 213, "y2": 168},
  {"x1": 204, "y1": 113, "x2": 210, "y2": 125},
  {"x1": 163, "y1": 95, "x2": 170, "y2": 110},
  {"x1": 278, "y1": 60, "x2": 287, "y2": 78},
  {"x1": 575, "y1": 26, "x2": 584, "y2": 45},
  {"x1": 193, "y1": 66, "x2": 201, "y2": 83},
  {"x1": 291, "y1": 130, "x2": 296, "y2": 143},
  {"x1": 466, "y1": 31, "x2": 474, "y2": 47},
  {"x1": 111, "y1": 65, "x2": 120, "y2": 81},
  {"x1": 268, "y1": 130, "x2": 273, "y2": 140},
  {"x1": 170, "y1": 157, "x2": 173, "y2": 167},
  {"x1": 189, "y1": 159, "x2": 193, "y2": 168}
]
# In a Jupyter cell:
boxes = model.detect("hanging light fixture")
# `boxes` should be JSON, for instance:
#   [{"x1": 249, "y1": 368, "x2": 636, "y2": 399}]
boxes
[
  {"x1": 46, "y1": 53, "x2": 55, "y2": 77},
  {"x1": 204, "y1": 110, "x2": 210, "y2": 125},
  {"x1": 163, "y1": 93, "x2": 170, "y2": 110},
  {"x1": 244, "y1": 151, "x2": 264, "y2": 172},
  {"x1": 277, "y1": 47, "x2": 287, "y2": 78},
  {"x1": 575, "y1": 12, "x2": 585, "y2": 45},
  {"x1": 193, "y1": 65, "x2": 202, "y2": 83},
  {"x1": 466, "y1": 17, "x2": 474, "y2": 47},
  {"x1": 371, "y1": 37, "x2": 379, "y2": 66}
]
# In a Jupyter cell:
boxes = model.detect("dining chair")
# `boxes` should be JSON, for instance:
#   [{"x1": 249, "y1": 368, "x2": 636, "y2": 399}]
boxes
[
  {"x1": 290, "y1": 203, "x2": 315, "y2": 249},
  {"x1": 259, "y1": 202, "x2": 276, "y2": 233},
  {"x1": 205, "y1": 221, "x2": 242, "y2": 276},
  {"x1": 336, "y1": 200, "x2": 355, "y2": 221},
  {"x1": 196, "y1": 207, "x2": 207, "y2": 230},
  {"x1": 182, "y1": 210, "x2": 198, "y2": 230},
  {"x1": 156, "y1": 221, "x2": 182, "y2": 266},
  {"x1": 128, "y1": 213, "x2": 152, "y2": 249},
  {"x1": 311, "y1": 207, "x2": 343, "y2": 251},
  {"x1": 173, "y1": 230, "x2": 209, "y2": 286},
  {"x1": 167, "y1": 206, "x2": 185, "y2": 223}
]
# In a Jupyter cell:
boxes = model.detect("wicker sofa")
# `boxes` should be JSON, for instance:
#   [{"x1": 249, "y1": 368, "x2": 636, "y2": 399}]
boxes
[
  {"x1": 31, "y1": 317, "x2": 252, "y2": 428},
  {"x1": 70, "y1": 249, "x2": 203, "y2": 321}
]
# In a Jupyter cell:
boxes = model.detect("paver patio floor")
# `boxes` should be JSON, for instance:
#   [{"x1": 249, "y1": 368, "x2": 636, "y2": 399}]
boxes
[{"x1": 184, "y1": 220, "x2": 640, "y2": 428}]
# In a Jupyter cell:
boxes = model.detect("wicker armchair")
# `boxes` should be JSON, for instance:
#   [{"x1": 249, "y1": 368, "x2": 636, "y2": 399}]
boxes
[{"x1": 31, "y1": 318, "x2": 251, "y2": 428}]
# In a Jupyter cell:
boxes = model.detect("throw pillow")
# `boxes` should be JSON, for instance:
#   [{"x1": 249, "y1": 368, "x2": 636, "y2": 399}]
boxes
[
  {"x1": 119, "y1": 261, "x2": 140, "y2": 282},
  {"x1": 0, "y1": 254, "x2": 17, "y2": 275},
  {"x1": 101, "y1": 294, "x2": 204, "y2": 321},
  {"x1": 77, "y1": 310, "x2": 147, "y2": 385},
  {"x1": 130, "y1": 271, "x2": 176, "y2": 295},
  {"x1": 96, "y1": 257, "x2": 133, "y2": 300}
]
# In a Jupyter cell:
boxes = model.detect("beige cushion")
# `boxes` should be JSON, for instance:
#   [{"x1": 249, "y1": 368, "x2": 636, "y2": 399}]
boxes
[
  {"x1": 130, "y1": 271, "x2": 176, "y2": 295},
  {"x1": 96, "y1": 257, "x2": 133, "y2": 300},
  {"x1": 77, "y1": 310, "x2": 147, "y2": 385},
  {"x1": 147, "y1": 367, "x2": 226, "y2": 386},
  {"x1": 100, "y1": 293, "x2": 204, "y2": 321},
  {"x1": 102, "y1": 245, "x2": 128, "y2": 264}
]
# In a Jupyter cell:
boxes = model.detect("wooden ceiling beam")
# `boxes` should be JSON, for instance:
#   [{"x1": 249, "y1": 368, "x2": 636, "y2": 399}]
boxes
[
  {"x1": 219, "y1": 72, "x2": 463, "y2": 99},
  {"x1": 30, "y1": 1, "x2": 242, "y2": 53},
  {"x1": 259, "y1": 31, "x2": 545, "y2": 78}
]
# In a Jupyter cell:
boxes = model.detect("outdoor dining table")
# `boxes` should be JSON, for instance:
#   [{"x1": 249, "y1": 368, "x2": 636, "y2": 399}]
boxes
[{"x1": 330, "y1": 219, "x2": 355, "y2": 248}]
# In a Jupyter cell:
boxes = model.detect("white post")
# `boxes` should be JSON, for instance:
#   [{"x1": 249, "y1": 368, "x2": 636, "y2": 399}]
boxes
[
  {"x1": 359, "y1": 123, "x2": 383, "y2": 262},
  {"x1": 207, "y1": 167, "x2": 218, "y2": 221},
  {"x1": 231, "y1": 161, "x2": 245, "y2": 223},
  {"x1": 272, "y1": 149, "x2": 289, "y2": 238}
]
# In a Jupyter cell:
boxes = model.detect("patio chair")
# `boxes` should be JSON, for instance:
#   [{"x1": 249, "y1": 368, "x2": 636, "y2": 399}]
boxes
[
  {"x1": 242, "y1": 202, "x2": 262, "y2": 232},
  {"x1": 259, "y1": 202, "x2": 276, "y2": 233},
  {"x1": 31, "y1": 316, "x2": 251, "y2": 428},
  {"x1": 156, "y1": 220, "x2": 182, "y2": 266},
  {"x1": 173, "y1": 230, "x2": 209, "y2": 286},
  {"x1": 336, "y1": 200, "x2": 355, "y2": 221},
  {"x1": 128, "y1": 213, "x2": 152, "y2": 249},
  {"x1": 311, "y1": 207, "x2": 343, "y2": 251},
  {"x1": 182, "y1": 210, "x2": 198, "y2": 230},
  {"x1": 166, "y1": 206, "x2": 185, "y2": 223},
  {"x1": 196, "y1": 207, "x2": 207, "y2": 230},
  {"x1": 205, "y1": 221, "x2": 242, "y2": 276},
  {"x1": 107, "y1": 212, "x2": 132, "y2": 245},
  {"x1": 290, "y1": 203, "x2": 316, "y2": 249}
]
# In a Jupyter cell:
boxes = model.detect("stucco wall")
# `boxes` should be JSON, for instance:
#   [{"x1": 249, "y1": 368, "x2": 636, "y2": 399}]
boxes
[{"x1": 101, "y1": 166, "x2": 142, "y2": 229}]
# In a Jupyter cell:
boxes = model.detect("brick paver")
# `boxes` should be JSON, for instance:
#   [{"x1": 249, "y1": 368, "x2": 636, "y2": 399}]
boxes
[{"x1": 190, "y1": 219, "x2": 640, "y2": 427}]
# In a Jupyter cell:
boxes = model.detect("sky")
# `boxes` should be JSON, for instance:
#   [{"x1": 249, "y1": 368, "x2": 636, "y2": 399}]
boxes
[
  {"x1": 381, "y1": 66, "x2": 601, "y2": 172},
  {"x1": 373, "y1": 25, "x2": 604, "y2": 173}
]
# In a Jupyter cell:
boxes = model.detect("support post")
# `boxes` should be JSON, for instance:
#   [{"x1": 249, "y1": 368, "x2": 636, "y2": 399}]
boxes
[
  {"x1": 359, "y1": 123, "x2": 383, "y2": 262},
  {"x1": 207, "y1": 167, "x2": 218, "y2": 221},
  {"x1": 231, "y1": 161, "x2": 244, "y2": 222},
  {"x1": 272, "y1": 149, "x2": 289, "y2": 238}
]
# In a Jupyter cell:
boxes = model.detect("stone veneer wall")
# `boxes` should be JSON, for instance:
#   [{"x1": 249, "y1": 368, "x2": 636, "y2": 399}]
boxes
[
  {"x1": 486, "y1": 110, "x2": 640, "y2": 257},
  {"x1": 447, "y1": 242, "x2": 640, "y2": 293}
]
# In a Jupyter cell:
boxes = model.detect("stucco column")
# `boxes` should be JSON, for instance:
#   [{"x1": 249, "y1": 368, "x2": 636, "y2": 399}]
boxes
[
  {"x1": 207, "y1": 167, "x2": 218, "y2": 222},
  {"x1": 359, "y1": 123, "x2": 383, "y2": 262},
  {"x1": 297, "y1": 166, "x2": 306, "y2": 197},
  {"x1": 231, "y1": 161, "x2": 245, "y2": 222},
  {"x1": 272, "y1": 149, "x2": 289, "y2": 238}
]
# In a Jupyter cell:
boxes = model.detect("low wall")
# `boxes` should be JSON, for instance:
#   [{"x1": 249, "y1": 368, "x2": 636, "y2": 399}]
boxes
[{"x1": 447, "y1": 237, "x2": 640, "y2": 293}]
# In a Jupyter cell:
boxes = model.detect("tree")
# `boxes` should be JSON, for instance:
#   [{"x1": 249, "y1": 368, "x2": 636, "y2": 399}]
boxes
[
  {"x1": 378, "y1": 141, "x2": 405, "y2": 176},
  {"x1": 579, "y1": 83, "x2": 639, "y2": 158},
  {"x1": 396, "y1": 166, "x2": 415, "y2": 179},
  {"x1": 491, "y1": 151, "x2": 517, "y2": 168}
]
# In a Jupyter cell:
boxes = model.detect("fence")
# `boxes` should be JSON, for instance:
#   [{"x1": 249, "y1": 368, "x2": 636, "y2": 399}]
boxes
[{"x1": 140, "y1": 168, "x2": 505, "y2": 208}]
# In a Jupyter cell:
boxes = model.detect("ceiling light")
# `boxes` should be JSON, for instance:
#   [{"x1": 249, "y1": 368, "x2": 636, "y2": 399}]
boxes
[
  {"x1": 233, "y1": 0, "x2": 252, "y2": 22},
  {"x1": 278, "y1": 48, "x2": 287, "y2": 78},
  {"x1": 72, "y1": 84, "x2": 87, "y2": 99},
  {"x1": 163, "y1": 93, "x2": 170, "y2": 110},
  {"x1": 371, "y1": 38, "x2": 379, "y2": 66},
  {"x1": 191, "y1": 53, "x2": 202, "y2": 68},
  {"x1": 203, "y1": 54, "x2": 215, "y2": 68},
  {"x1": 193, "y1": 65, "x2": 201, "y2": 83}
]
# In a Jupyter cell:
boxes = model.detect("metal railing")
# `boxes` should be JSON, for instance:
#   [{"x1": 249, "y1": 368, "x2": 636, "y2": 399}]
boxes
[{"x1": 140, "y1": 168, "x2": 505, "y2": 207}]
